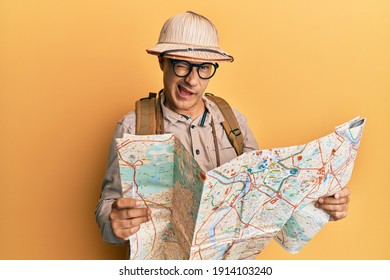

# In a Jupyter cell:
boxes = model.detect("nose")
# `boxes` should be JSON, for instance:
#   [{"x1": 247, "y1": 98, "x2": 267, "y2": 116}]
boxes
[{"x1": 184, "y1": 67, "x2": 199, "y2": 86}]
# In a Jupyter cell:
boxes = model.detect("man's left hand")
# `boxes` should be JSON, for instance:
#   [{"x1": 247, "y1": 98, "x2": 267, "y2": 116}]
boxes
[{"x1": 315, "y1": 187, "x2": 351, "y2": 221}]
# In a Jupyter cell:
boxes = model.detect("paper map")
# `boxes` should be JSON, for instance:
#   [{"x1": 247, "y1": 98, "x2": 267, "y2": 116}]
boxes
[{"x1": 116, "y1": 116, "x2": 365, "y2": 259}]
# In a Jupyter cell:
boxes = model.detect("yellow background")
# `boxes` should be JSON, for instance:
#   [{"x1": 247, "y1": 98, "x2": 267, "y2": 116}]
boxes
[{"x1": 1, "y1": 0, "x2": 389, "y2": 259}]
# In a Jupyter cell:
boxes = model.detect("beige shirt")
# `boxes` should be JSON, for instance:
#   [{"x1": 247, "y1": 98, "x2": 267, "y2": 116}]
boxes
[{"x1": 95, "y1": 94, "x2": 259, "y2": 244}]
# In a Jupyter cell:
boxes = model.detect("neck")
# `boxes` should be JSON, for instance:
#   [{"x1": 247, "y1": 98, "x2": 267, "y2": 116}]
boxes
[{"x1": 164, "y1": 96, "x2": 206, "y2": 119}]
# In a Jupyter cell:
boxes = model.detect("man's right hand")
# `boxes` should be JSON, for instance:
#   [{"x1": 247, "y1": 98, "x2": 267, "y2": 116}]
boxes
[{"x1": 109, "y1": 198, "x2": 151, "y2": 241}]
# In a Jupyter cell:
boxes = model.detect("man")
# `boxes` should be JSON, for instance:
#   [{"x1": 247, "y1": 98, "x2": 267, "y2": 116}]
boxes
[{"x1": 96, "y1": 11, "x2": 350, "y2": 246}]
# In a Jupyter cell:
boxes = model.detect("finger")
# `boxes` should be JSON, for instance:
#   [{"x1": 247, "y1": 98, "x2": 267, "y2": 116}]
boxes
[
  {"x1": 318, "y1": 196, "x2": 350, "y2": 205},
  {"x1": 122, "y1": 207, "x2": 150, "y2": 220},
  {"x1": 125, "y1": 207, "x2": 151, "y2": 219},
  {"x1": 111, "y1": 215, "x2": 151, "y2": 231},
  {"x1": 335, "y1": 187, "x2": 351, "y2": 198},
  {"x1": 327, "y1": 210, "x2": 348, "y2": 221},
  {"x1": 112, "y1": 198, "x2": 145, "y2": 210},
  {"x1": 115, "y1": 225, "x2": 141, "y2": 240},
  {"x1": 110, "y1": 207, "x2": 151, "y2": 220},
  {"x1": 315, "y1": 202, "x2": 348, "y2": 212},
  {"x1": 112, "y1": 214, "x2": 152, "y2": 240}
]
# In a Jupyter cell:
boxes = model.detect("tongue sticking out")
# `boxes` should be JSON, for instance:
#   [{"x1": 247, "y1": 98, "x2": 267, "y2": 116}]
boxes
[{"x1": 178, "y1": 85, "x2": 193, "y2": 98}]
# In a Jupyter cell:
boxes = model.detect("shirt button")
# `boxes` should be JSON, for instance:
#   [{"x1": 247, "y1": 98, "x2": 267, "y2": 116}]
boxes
[
  {"x1": 195, "y1": 149, "x2": 200, "y2": 155},
  {"x1": 191, "y1": 125, "x2": 196, "y2": 129}
]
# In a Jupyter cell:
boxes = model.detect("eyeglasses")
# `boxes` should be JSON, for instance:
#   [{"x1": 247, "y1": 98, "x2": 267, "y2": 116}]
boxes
[{"x1": 170, "y1": 59, "x2": 219, "y2": 80}]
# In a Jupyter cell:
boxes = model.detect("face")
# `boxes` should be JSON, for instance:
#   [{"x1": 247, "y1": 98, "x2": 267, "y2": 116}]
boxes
[{"x1": 159, "y1": 57, "x2": 210, "y2": 118}]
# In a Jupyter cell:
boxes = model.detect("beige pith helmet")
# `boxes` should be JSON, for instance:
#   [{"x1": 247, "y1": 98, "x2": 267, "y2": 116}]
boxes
[{"x1": 146, "y1": 11, "x2": 234, "y2": 62}]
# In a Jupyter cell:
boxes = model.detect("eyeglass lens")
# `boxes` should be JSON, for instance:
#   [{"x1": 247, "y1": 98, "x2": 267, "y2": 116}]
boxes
[{"x1": 171, "y1": 60, "x2": 218, "y2": 79}]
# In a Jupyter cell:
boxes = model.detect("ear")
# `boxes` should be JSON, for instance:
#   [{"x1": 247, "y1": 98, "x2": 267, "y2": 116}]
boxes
[{"x1": 158, "y1": 57, "x2": 164, "y2": 71}]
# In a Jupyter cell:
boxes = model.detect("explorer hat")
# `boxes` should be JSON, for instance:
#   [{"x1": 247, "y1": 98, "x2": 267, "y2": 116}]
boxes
[{"x1": 146, "y1": 11, "x2": 234, "y2": 62}]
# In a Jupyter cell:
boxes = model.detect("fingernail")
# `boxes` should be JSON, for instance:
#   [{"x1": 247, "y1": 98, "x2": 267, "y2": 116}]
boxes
[{"x1": 318, "y1": 198, "x2": 324, "y2": 204}]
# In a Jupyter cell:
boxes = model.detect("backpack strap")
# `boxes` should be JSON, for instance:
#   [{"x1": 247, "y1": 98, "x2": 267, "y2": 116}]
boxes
[
  {"x1": 205, "y1": 93, "x2": 244, "y2": 156},
  {"x1": 136, "y1": 92, "x2": 156, "y2": 135},
  {"x1": 155, "y1": 92, "x2": 164, "y2": 134},
  {"x1": 135, "y1": 90, "x2": 164, "y2": 135}
]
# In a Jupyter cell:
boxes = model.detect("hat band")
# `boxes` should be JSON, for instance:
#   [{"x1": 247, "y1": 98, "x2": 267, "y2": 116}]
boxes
[{"x1": 159, "y1": 48, "x2": 233, "y2": 60}]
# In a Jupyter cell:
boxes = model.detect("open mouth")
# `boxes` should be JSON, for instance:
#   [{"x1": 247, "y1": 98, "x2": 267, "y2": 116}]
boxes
[{"x1": 177, "y1": 85, "x2": 195, "y2": 98}]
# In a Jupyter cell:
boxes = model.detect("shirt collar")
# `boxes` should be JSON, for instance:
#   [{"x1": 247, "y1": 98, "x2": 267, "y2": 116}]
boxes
[{"x1": 203, "y1": 95, "x2": 225, "y2": 124}]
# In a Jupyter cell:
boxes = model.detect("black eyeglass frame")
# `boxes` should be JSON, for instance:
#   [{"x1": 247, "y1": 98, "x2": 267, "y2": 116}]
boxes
[{"x1": 169, "y1": 59, "x2": 219, "y2": 80}]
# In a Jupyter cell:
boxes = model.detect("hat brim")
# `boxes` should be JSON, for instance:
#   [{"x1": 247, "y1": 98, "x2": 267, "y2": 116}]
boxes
[{"x1": 146, "y1": 43, "x2": 234, "y2": 62}]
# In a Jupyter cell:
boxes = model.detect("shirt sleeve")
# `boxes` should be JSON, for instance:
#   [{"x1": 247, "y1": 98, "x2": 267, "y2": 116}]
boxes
[{"x1": 95, "y1": 111, "x2": 136, "y2": 245}]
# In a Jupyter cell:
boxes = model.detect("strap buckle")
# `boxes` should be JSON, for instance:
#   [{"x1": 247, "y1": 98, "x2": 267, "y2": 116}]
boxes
[{"x1": 230, "y1": 128, "x2": 241, "y2": 137}]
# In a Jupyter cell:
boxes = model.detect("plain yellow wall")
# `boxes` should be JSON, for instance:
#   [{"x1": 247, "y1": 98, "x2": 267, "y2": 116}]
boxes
[{"x1": 1, "y1": 0, "x2": 389, "y2": 259}]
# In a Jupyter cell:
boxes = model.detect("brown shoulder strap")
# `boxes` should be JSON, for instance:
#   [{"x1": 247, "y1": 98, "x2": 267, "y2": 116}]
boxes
[
  {"x1": 205, "y1": 93, "x2": 244, "y2": 156},
  {"x1": 135, "y1": 91, "x2": 164, "y2": 135},
  {"x1": 135, "y1": 92, "x2": 157, "y2": 135},
  {"x1": 155, "y1": 91, "x2": 164, "y2": 134}
]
